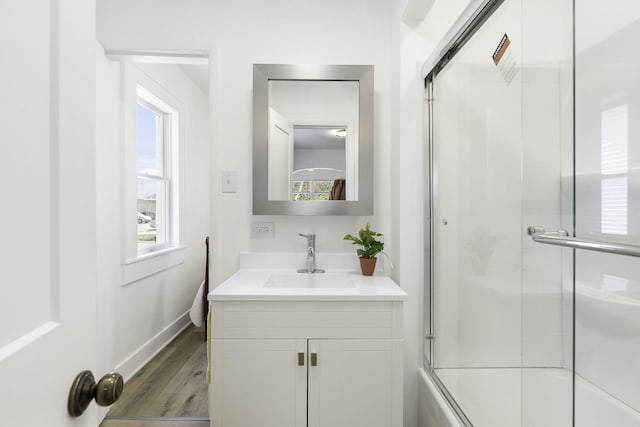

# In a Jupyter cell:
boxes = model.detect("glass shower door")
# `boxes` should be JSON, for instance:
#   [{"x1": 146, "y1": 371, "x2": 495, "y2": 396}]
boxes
[
  {"x1": 572, "y1": 1, "x2": 640, "y2": 425},
  {"x1": 425, "y1": 0, "x2": 574, "y2": 425},
  {"x1": 519, "y1": 0, "x2": 575, "y2": 426},
  {"x1": 430, "y1": 1, "x2": 527, "y2": 425}
]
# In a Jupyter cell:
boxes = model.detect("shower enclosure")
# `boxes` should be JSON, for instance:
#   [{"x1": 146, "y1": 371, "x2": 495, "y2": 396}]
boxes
[{"x1": 423, "y1": 0, "x2": 640, "y2": 425}]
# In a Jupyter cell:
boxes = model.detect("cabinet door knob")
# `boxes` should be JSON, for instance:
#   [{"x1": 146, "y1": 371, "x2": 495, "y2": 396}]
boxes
[
  {"x1": 298, "y1": 352, "x2": 305, "y2": 366},
  {"x1": 311, "y1": 352, "x2": 318, "y2": 367}
]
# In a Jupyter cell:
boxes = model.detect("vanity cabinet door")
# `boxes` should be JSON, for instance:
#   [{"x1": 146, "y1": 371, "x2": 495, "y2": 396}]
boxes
[
  {"x1": 307, "y1": 339, "x2": 401, "y2": 427},
  {"x1": 212, "y1": 339, "x2": 307, "y2": 427}
]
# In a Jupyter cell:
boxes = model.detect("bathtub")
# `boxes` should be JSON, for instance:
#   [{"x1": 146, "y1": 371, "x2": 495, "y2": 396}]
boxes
[{"x1": 418, "y1": 367, "x2": 640, "y2": 426}]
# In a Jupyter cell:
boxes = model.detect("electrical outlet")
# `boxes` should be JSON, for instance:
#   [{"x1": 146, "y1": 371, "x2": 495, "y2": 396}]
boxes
[{"x1": 252, "y1": 222, "x2": 274, "y2": 238}]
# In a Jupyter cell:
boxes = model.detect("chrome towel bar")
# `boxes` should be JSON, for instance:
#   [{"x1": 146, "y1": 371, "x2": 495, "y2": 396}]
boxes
[{"x1": 527, "y1": 226, "x2": 640, "y2": 258}]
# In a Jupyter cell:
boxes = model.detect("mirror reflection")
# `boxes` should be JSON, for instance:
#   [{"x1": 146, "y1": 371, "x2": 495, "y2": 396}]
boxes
[
  {"x1": 292, "y1": 126, "x2": 347, "y2": 201},
  {"x1": 268, "y1": 80, "x2": 359, "y2": 201}
]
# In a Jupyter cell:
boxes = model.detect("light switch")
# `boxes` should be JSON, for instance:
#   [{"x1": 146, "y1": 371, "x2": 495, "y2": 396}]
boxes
[{"x1": 222, "y1": 171, "x2": 237, "y2": 193}]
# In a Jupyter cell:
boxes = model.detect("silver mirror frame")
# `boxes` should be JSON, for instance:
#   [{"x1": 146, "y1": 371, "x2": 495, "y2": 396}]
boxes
[{"x1": 253, "y1": 64, "x2": 374, "y2": 215}]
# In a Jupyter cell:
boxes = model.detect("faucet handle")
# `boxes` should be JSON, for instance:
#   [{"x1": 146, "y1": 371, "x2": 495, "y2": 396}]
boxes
[{"x1": 298, "y1": 233, "x2": 315, "y2": 240}]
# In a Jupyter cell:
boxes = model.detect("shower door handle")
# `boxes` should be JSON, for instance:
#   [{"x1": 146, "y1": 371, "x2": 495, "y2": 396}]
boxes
[{"x1": 527, "y1": 226, "x2": 640, "y2": 258}]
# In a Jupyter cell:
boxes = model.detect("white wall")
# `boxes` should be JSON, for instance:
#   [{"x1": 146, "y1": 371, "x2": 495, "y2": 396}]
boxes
[
  {"x1": 95, "y1": 1, "x2": 571, "y2": 426},
  {"x1": 96, "y1": 50, "x2": 211, "y2": 385},
  {"x1": 96, "y1": 0, "x2": 400, "y2": 418},
  {"x1": 208, "y1": 1, "x2": 393, "y2": 282},
  {"x1": 96, "y1": 0, "x2": 392, "y2": 279},
  {"x1": 294, "y1": 148, "x2": 346, "y2": 171},
  {"x1": 574, "y1": 0, "x2": 640, "y2": 414}
]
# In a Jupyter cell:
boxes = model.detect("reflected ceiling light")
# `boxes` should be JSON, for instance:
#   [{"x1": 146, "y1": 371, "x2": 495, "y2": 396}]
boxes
[{"x1": 335, "y1": 129, "x2": 346, "y2": 138}]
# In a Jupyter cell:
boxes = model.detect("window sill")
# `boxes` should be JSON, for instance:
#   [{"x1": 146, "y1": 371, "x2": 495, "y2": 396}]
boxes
[{"x1": 121, "y1": 246, "x2": 187, "y2": 286}]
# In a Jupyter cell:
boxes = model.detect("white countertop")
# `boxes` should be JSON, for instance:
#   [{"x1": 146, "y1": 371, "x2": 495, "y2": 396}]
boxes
[
  {"x1": 208, "y1": 252, "x2": 407, "y2": 301},
  {"x1": 209, "y1": 269, "x2": 407, "y2": 301}
]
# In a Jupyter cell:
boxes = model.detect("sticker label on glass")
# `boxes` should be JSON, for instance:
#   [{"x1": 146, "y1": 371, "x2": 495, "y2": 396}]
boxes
[{"x1": 492, "y1": 33, "x2": 519, "y2": 86}]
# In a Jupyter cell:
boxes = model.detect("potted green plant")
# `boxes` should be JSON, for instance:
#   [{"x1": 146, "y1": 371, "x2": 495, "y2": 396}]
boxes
[{"x1": 343, "y1": 222, "x2": 385, "y2": 276}]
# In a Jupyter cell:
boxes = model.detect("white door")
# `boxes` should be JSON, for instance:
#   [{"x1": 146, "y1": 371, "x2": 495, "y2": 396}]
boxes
[
  {"x1": 0, "y1": 1, "x2": 99, "y2": 425},
  {"x1": 307, "y1": 339, "x2": 398, "y2": 427},
  {"x1": 268, "y1": 108, "x2": 294, "y2": 200}
]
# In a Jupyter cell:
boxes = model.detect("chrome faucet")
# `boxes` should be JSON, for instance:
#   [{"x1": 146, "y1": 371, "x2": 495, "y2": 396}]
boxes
[{"x1": 297, "y1": 233, "x2": 325, "y2": 274}]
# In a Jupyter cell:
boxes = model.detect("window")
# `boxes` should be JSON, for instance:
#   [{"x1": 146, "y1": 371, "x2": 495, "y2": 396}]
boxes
[
  {"x1": 600, "y1": 103, "x2": 628, "y2": 235},
  {"x1": 135, "y1": 86, "x2": 179, "y2": 255},
  {"x1": 120, "y1": 62, "x2": 188, "y2": 284},
  {"x1": 292, "y1": 179, "x2": 333, "y2": 200}
]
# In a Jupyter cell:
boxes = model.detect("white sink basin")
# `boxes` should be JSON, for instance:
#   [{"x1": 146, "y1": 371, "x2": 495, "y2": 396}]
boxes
[{"x1": 265, "y1": 273, "x2": 355, "y2": 289}]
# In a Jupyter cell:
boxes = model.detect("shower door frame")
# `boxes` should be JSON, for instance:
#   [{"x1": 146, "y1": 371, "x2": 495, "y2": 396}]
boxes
[
  {"x1": 420, "y1": 0, "x2": 577, "y2": 425},
  {"x1": 423, "y1": 62, "x2": 471, "y2": 427},
  {"x1": 422, "y1": 1, "x2": 509, "y2": 425}
]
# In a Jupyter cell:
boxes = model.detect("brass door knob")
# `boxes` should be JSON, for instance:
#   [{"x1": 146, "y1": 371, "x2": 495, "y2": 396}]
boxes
[{"x1": 68, "y1": 370, "x2": 124, "y2": 417}]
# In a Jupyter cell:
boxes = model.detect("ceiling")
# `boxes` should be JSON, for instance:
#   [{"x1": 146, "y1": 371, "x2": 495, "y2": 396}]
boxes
[
  {"x1": 179, "y1": 64, "x2": 209, "y2": 94},
  {"x1": 294, "y1": 127, "x2": 346, "y2": 150}
]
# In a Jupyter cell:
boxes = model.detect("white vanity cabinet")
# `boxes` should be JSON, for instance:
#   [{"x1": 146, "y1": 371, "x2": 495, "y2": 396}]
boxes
[{"x1": 210, "y1": 300, "x2": 404, "y2": 427}]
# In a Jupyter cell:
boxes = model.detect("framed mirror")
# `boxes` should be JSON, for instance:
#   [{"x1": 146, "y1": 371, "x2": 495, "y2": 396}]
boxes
[{"x1": 253, "y1": 64, "x2": 373, "y2": 215}]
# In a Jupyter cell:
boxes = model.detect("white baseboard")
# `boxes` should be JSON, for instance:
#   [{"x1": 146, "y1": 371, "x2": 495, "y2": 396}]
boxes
[{"x1": 116, "y1": 311, "x2": 192, "y2": 381}]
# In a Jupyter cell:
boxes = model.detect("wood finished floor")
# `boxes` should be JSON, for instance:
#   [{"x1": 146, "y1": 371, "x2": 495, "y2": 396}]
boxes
[{"x1": 101, "y1": 324, "x2": 209, "y2": 426}]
